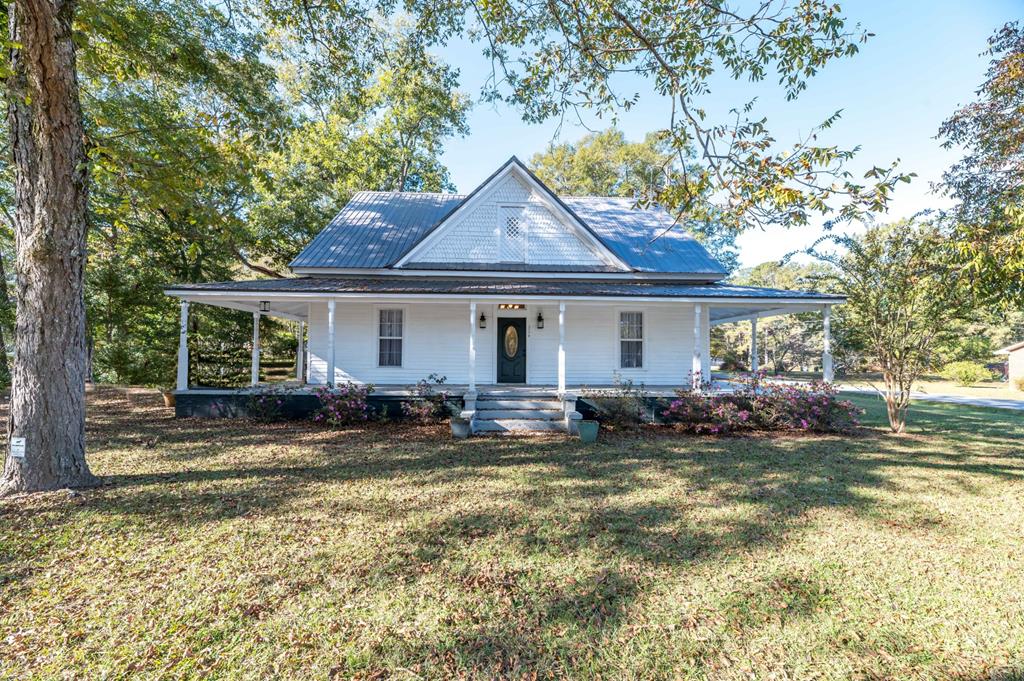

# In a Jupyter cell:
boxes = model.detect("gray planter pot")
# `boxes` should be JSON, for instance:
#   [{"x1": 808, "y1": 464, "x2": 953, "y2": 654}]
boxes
[
  {"x1": 450, "y1": 417, "x2": 472, "y2": 439},
  {"x1": 577, "y1": 420, "x2": 599, "y2": 443}
]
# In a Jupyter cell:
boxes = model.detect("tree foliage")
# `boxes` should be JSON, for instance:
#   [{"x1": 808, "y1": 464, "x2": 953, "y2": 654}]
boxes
[
  {"x1": 938, "y1": 21, "x2": 1024, "y2": 306},
  {"x1": 804, "y1": 221, "x2": 971, "y2": 433}
]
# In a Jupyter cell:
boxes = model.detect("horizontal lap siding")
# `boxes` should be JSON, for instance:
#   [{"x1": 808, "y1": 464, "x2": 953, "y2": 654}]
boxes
[{"x1": 308, "y1": 302, "x2": 699, "y2": 386}]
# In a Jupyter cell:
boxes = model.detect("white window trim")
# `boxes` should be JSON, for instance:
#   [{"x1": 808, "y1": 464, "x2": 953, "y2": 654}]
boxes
[
  {"x1": 374, "y1": 305, "x2": 407, "y2": 368},
  {"x1": 617, "y1": 309, "x2": 644, "y2": 370}
]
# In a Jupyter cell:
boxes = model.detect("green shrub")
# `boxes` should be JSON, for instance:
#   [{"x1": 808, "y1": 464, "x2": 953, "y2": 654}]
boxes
[
  {"x1": 585, "y1": 375, "x2": 650, "y2": 429},
  {"x1": 940, "y1": 361, "x2": 993, "y2": 387}
]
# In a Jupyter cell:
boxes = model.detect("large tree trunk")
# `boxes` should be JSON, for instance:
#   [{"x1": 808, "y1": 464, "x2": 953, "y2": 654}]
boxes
[{"x1": 1, "y1": 0, "x2": 96, "y2": 495}]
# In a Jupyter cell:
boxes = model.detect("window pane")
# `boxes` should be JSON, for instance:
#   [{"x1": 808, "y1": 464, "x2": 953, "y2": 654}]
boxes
[
  {"x1": 379, "y1": 309, "x2": 403, "y2": 338},
  {"x1": 621, "y1": 340, "x2": 643, "y2": 368},
  {"x1": 620, "y1": 312, "x2": 642, "y2": 340},
  {"x1": 379, "y1": 338, "x2": 403, "y2": 367}
]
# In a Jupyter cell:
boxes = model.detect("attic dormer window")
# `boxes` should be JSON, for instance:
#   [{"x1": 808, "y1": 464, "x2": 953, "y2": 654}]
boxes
[
  {"x1": 500, "y1": 205, "x2": 526, "y2": 262},
  {"x1": 505, "y1": 214, "x2": 522, "y2": 241}
]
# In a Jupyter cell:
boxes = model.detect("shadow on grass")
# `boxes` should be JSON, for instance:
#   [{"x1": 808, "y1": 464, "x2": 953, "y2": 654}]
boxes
[{"x1": 3, "y1": 387, "x2": 1023, "y2": 675}]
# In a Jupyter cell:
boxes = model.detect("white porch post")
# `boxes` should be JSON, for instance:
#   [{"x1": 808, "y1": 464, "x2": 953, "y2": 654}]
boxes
[
  {"x1": 469, "y1": 301, "x2": 477, "y2": 391},
  {"x1": 750, "y1": 317, "x2": 759, "y2": 373},
  {"x1": 296, "y1": 321, "x2": 305, "y2": 383},
  {"x1": 822, "y1": 304, "x2": 834, "y2": 383},
  {"x1": 557, "y1": 302, "x2": 566, "y2": 395},
  {"x1": 700, "y1": 304, "x2": 712, "y2": 381},
  {"x1": 692, "y1": 303, "x2": 703, "y2": 390},
  {"x1": 326, "y1": 299, "x2": 336, "y2": 387},
  {"x1": 176, "y1": 300, "x2": 189, "y2": 391},
  {"x1": 251, "y1": 311, "x2": 261, "y2": 386}
]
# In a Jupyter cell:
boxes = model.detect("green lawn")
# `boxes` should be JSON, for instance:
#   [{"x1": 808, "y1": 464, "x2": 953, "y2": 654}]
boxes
[{"x1": 2, "y1": 388, "x2": 1024, "y2": 679}]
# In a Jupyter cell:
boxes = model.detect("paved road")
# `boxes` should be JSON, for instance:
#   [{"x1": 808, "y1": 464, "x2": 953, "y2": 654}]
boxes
[{"x1": 838, "y1": 386, "x2": 1024, "y2": 412}]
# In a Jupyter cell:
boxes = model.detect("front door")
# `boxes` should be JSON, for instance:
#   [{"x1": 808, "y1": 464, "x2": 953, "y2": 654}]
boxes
[{"x1": 497, "y1": 318, "x2": 527, "y2": 383}]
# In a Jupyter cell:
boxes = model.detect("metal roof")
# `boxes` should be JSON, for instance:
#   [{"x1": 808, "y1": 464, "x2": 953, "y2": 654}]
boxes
[
  {"x1": 290, "y1": 192, "x2": 462, "y2": 270},
  {"x1": 288, "y1": 157, "x2": 729, "y2": 275},
  {"x1": 166, "y1": 276, "x2": 845, "y2": 302}
]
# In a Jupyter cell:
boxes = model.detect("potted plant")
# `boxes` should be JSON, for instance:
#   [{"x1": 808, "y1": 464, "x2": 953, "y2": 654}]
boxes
[
  {"x1": 448, "y1": 402, "x2": 472, "y2": 439},
  {"x1": 577, "y1": 419, "x2": 599, "y2": 443}
]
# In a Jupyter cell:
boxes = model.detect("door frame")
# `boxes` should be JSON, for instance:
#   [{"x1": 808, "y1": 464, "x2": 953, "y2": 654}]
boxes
[{"x1": 496, "y1": 316, "x2": 528, "y2": 384}]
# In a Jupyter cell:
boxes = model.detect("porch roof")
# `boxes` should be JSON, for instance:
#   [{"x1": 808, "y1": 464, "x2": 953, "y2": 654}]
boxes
[{"x1": 165, "y1": 275, "x2": 843, "y2": 304}]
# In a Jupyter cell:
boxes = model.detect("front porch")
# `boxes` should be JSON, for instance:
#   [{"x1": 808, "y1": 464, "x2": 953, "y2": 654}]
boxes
[{"x1": 167, "y1": 288, "x2": 840, "y2": 396}]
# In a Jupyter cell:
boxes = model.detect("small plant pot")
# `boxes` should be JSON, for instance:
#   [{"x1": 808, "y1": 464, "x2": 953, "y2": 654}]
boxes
[
  {"x1": 577, "y1": 420, "x2": 599, "y2": 443},
  {"x1": 450, "y1": 417, "x2": 472, "y2": 439},
  {"x1": 161, "y1": 390, "x2": 176, "y2": 408}
]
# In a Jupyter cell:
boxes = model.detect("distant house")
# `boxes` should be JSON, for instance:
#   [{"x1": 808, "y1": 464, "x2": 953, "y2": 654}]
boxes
[
  {"x1": 164, "y1": 157, "x2": 843, "y2": 431},
  {"x1": 997, "y1": 341, "x2": 1024, "y2": 387}
]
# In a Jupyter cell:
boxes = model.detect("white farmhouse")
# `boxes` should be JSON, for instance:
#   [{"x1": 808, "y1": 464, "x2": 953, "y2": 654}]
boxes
[{"x1": 165, "y1": 157, "x2": 843, "y2": 431}]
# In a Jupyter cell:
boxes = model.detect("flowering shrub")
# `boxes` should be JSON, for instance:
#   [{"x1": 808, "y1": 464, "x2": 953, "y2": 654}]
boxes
[
  {"x1": 401, "y1": 374, "x2": 455, "y2": 423},
  {"x1": 313, "y1": 383, "x2": 373, "y2": 426},
  {"x1": 662, "y1": 372, "x2": 861, "y2": 434},
  {"x1": 245, "y1": 384, "x2": 294, "y2": 422}
]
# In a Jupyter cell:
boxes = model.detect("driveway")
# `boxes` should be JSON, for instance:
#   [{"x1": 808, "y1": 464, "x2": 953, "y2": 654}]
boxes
[{"x1": 837, "y1": 386, "x2": 1024, "y2": 412}]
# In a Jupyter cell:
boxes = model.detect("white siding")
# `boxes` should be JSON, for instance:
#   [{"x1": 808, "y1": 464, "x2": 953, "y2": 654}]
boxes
[
  {"x1": 307, "y1": 301, "x2": 702, "y2": 386},
  {"x1": 415, "y1": 174, "x2": 607, "y2": 267}
]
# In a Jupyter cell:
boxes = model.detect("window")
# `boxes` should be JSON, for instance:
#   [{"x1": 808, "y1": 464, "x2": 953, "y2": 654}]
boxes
[
  {"x1": 505, "y1": 213, "x2": 522, "y2": 241},
  {"x1": 378, "y1": 309, "x2": 403, "y2": 367},
  {"x1": 619, "y1": 311, "x2": 643, "y2": 368},
  {"x1": 500, "y1": 205, "x2": 526, "y2": 261}
]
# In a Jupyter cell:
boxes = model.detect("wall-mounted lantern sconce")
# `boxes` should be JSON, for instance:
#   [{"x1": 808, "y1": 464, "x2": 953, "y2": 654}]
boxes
[
  {"x1": 478, "y1": 313, "x2": 487, "y2": 329},
  {"x1": 258, "y1": 301, "x2": 269, "y2": 313},
  {"x1": 536, "y1": 312, "x2": 545, "y2": 329}
]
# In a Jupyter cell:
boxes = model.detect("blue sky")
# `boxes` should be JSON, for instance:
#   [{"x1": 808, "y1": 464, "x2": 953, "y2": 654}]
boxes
[{"x1": 437, "y1": 1, "x2": 1019, "y2": 268}]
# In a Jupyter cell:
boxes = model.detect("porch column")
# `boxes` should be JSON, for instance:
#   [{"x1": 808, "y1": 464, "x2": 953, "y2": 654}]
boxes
[
  {"x1": 251, "y1": 312, "x2": 261, "y2": 386},
  {"x1": 692, "y1": 303, "x2": 703, "y2": 390},
  {"x1": 822, "y1": 304, "x2": 834, "y2": 382},
  {"x1": 750, "y1": 317, "x2": 759, "y2": 373},
  {"x1": 468, "y1": 301, "x2": 477, "y2": 391},
  {"x1": 326, "y1": 299, "x2": 336, "y2": 387},
  {"x1": 176, "y1": 300, "x2": 189, "y2": 391},
  {"x1": 296, "y1": 321, "x2": 305, "y2": 383},
  {"x1": 557, "y1": 302, "x2": 566, "y2": 395},
  {"x1": 700, "y1": 304, "x2": 712, "y2": 380}
]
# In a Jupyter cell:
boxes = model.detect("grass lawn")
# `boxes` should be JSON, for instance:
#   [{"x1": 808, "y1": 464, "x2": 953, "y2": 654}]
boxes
[{"x1": 2, "y1": 388, "x2": 1024, "y2": 679}]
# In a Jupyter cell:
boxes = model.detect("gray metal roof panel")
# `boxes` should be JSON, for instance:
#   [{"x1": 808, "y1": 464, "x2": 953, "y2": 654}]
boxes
[
  {"x1": 561, "y1": 197, "x2": 727, "y2": 274},
  {"x1": 167, "y1": 276, "x2": 844, "y2": 301},
  {"x1": 289, "y1": 191, "x2": 463, "y2": 269}
]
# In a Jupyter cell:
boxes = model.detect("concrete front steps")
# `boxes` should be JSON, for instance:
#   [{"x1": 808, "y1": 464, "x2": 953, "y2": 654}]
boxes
[{"x1": 473, "y1": 392, "x2": 569, "y2": 433}]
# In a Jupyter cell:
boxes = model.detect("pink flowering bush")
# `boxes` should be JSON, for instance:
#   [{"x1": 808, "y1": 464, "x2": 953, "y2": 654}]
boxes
[
  {"x1": 401, "y1": 374, "x2": 455, "y2": 423},
  {"x1": 246, "y1": 385, "x2": 294, "y2": 422},
  {"x1": 313, "y1": 383, "x2": 373, "y2": 426},
  {"x1": 662, "y1": 371, "x2": 861, "y2": 434}
]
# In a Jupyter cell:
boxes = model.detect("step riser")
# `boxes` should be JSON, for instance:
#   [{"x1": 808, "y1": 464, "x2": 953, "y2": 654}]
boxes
[
  {"x1": 475, "y1": 419, "x2": 568, "y2": 433},
  {"x1": 476, "y1": 409, "x2": 563, "y2": 420},
  {"x1": 475, "y1": 400, "x2": 562, "y2": 409}
]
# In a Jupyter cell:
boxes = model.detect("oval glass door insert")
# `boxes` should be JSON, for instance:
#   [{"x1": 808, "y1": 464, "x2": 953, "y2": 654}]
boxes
[{"x1": 503, "y1": 325, "x2": 519, "y2": 358}]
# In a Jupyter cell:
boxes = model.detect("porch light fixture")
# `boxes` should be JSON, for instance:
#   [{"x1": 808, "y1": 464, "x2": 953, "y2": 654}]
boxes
[
  {"x1": 499, "y1": 303, "x2": 525, "y2": 310},
  {"x1": 536, "y1": 312, "x2": 544, "y2": 329},
  {"x1": 478, "y1": 313, "x2": 487, "y2": 329},
  {"x1": 258, "y1": 301, "x2": 269, "y2": 313}
]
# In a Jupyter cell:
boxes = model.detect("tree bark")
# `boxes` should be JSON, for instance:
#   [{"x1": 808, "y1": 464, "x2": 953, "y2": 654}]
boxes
[{"x1": 1, "y1": 0, "x2": 96, "y2": 495}]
